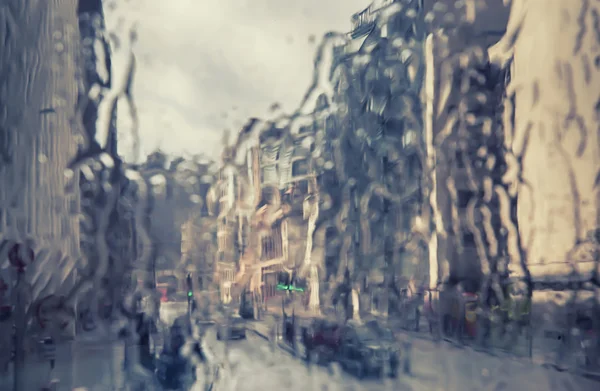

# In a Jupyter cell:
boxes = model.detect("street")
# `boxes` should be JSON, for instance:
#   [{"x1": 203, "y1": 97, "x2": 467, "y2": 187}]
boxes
[
  {"x1": 241, "y1": 318, "x2": 600, "y2": 391},
  {"x1": 0, "y1": 338, "x2": 132, "y2": 390},
  {"x1": 1, "y1": 314, "x2": 598, "y2": 390},
  {"x1": 203, "y1": 326, "x2": 401, "y2": 391}
]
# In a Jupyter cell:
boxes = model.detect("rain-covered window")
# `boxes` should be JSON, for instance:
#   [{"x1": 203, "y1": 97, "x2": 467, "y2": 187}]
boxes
[
  {"x1": 291, "y1": 159, "x2": 309, "y2": 177},
  {"x1": 1, "y1": 1, "x2": 599, "y2": 390}
]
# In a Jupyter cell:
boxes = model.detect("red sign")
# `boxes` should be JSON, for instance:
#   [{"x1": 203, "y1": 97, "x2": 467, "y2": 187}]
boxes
[{"x1": 8, "y1": 243, "x2": 34, "y2": 273}]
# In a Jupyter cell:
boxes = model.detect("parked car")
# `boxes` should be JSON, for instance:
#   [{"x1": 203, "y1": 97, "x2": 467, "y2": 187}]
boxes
[
  {"x1": 365, "y1": 320, "x2": 396, "y2": 343},
  {"x1": 337, "y1": 322, "x2": 399, "y2": 379},
  {"x1": 216, "y1": 314, "x2": 246, "y2": 340},
  {"x1": 302, "y1": 319, "x2": 342, "y2": 364},
  {"x1": 239, "y1": 290, "x2": 255, "y2": 320}
]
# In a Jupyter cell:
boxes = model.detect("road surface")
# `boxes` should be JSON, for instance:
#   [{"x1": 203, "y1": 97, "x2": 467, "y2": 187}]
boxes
[
  {"x1": 203, "y1": 327, "x2": 401, "y2": 391},
  {"x1": 2, "y1": 316, "x2": 596, "y2": 390}
]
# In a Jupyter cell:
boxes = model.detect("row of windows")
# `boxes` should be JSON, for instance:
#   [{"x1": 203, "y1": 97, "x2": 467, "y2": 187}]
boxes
[
  {"x1": 218, "y1": 234, "x2": 235, "y2": 251},
  {"x1": 260, "y1": 159, "x2": 311, "y2": 183},
  {"x1": 221, "y1": 269, "x2": 234, "y2": 282},
  {"x1": 261, "y1": 225, "x2": 283, "y2": 261}
]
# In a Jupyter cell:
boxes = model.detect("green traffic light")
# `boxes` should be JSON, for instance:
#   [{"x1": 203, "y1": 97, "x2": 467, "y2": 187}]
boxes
[
  {"x1": 187, "y1": 291, "x2": 193, "y2": 297},
  {"x1": 276, "y1": 284, "x2": 304, "y2": 292}
]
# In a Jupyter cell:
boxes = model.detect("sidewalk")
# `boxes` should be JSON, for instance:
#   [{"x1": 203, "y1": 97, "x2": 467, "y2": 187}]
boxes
[
  {"x1": 0, "y1": 336, "x2": 160, "y2": 390},
  {"x1": 399, "y1": 335, "x2": 599, "y2": 390},
  {"x1": 246, "y1": 317, "x2": 598, "y2": 390},
  {"x1": 246, "y1": 320, "x2": 304, "y2": 357},
  {"x1": 388, "y1": 320, "x2": 600, "y2": 383},
  {"x1": 0, "y1": 338, "x2": 126, "y2": 390}
]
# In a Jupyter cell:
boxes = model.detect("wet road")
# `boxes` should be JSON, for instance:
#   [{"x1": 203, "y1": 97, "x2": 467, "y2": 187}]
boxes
[
  {"x1": 2, "y1": 317, "x2": 596, "y2": 390},
  {"x1": 204, "y1": 321, "x2": 599, "y2": 391},
  {"x1": 204, "y1": 326, "x2": 414, "y2": 391}
]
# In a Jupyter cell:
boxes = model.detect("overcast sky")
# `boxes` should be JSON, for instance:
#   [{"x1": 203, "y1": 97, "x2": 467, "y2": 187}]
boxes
[{"x1": 106, "y1": 0, "x2": 370, "y2": 162}]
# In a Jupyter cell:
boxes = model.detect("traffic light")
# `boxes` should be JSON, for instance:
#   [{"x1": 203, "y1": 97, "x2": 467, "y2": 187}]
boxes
[
  {"x1": 276, "y1": 271, "x2": 305, "y2": 292},
  {"x1": 186, "y1": 274, "x2": 193, "y2": 299}
]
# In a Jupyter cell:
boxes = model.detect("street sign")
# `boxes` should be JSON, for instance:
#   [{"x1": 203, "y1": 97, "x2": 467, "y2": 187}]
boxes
[
  {"x1": 39, "y1": 337, "x2": 56, "y2": 371},
  {"x1": 276, "y1": 284, "x2": 304, "y2": 292}
]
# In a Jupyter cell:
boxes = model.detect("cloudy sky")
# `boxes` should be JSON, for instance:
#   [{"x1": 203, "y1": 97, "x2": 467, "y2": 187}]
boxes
[{"x1": 106, "y1": 0, "x2": 370, "y2": 162}]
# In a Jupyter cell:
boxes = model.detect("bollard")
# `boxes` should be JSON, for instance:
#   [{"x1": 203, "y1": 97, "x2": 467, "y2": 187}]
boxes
[
  {"x1": 402, "y1": 340, "x2": 412, "y2": 375},
  {"x1": 39, "y1": 337, "x2": 58, "y2": 391},
  {"x1": 13, "y1": 275, "x2": 26, "y2": 391}
]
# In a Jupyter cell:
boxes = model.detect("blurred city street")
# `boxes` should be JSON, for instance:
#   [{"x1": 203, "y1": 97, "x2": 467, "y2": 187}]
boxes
[
  {"x1": 0, "y1": 313, "x2": 598, "y2": 390},
  {"x1": 1, "y1": 0, "x2": 599, "y2": 390}
]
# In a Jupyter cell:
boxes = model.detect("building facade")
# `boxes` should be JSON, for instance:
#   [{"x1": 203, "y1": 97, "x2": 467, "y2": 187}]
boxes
[
  {"x1": 212, "y1": 146, "x2": 243, "y2": 303},
  {"x1": 422, "y1": 0, "x2": 510, "y2": 292}
]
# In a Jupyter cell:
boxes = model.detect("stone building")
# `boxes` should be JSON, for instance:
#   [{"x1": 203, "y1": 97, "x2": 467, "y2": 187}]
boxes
[
  {"x1": 422, "y1": 0, "x2": 510, "y2": 291},
  {"x1": 212, "y1": 146, "x2": 243, "y2": 303},
  {"x1": 488, "y1": 0, "x2": 600, "y2": 354},
  {"x1": 216, "y1": 115, "x2": 325, "y2": 313}
]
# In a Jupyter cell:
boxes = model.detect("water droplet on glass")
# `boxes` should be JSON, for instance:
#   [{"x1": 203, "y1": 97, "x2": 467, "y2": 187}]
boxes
[{"x1": 190, "y1": 194, "x2": 202, "y2": 204}]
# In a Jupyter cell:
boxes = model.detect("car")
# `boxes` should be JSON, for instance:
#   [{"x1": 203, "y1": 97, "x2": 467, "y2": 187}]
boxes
[
  {"x1": 337, "y1": 323, "x2": 400, "y2": 379},
  {"x1": 302, "y1": 319, "x2": 342, "y2": 364},
  {"x1": 216, "y1": 314, "x2": 246, "y2": 340}
]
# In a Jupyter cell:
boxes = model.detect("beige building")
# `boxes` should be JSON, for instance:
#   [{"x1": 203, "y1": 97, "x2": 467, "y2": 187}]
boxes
[
  {"x1": 489, "y1": 1, "x2": 600, "y2": 343},
  {"x1": 212, "y1": 146, "x2": 244, "y2": 303},
  {"x1": 221, "y1": 115, "x2": 324, "y2": 313}
]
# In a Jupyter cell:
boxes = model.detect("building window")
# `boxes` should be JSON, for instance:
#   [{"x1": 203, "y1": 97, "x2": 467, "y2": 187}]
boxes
[
  {"x1": 291, "y1": 180, "x2": 309, "y2": 201},
  {"x1": 298, "y1": 125, "x2": 312, "y2": 135},
  {"x1": 462, "y1": 231, "x2": 476, "y2": 247},
  {"x1": 457, "y1": 190, "x2": 478, "y2": 209},
  {"x1": 261, "y1": 164, "x2": 277, "y2": 185},
  {"x1": 406, "y1": 154, "x2": 420, "y2": 177},
  {"x1": 292, "y1": 159, "x2": 309, "y2": 177},
  {"x1": 261, "y1": 225, "x2": 283, "y2": 261},
  {"x1": 402, "y1": 129, "x2": 417, "y2": 148},
  {"x1": 455, "y1": 150, "x2": 466, "y2": 168}
]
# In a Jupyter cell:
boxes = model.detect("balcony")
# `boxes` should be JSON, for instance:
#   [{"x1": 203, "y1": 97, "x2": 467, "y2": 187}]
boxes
[
  {"x1": 260, "y1": 225, "x2": 284, "y2": 262},
  {"x1": 351, "y1": 6, "x2": 375, "y2": 39}
]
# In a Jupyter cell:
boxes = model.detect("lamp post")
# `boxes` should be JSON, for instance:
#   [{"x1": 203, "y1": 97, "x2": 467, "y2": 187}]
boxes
[{"x1": 9, "y1": 243, "x2": 35, "y2": 391}]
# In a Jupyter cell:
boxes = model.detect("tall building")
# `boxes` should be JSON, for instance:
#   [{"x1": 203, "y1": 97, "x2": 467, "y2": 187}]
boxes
[
  {"x1": 324, "y1": 0, "x2": 429, "y2": 317},
  {"x1": 423, "y1": 0, "x2": 510, "y2": 291},
  {"x1": 214, "y1": 114, "x2": 326, "y2": 314}
]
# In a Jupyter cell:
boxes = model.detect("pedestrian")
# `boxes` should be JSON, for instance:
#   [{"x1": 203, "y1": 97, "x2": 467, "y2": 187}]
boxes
[
  {"x1": 269, "y1": 321, "x2": 277, "y2": 352},
  {"x1": 135, "y1": 310, "x2": 154, "y2": 370},
  {"x1": 0, "y1": 276, "x2": 12, "y2": 375},
  {"x1": 302, "y1": 327, "x2": 311, "y2": 363}
]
